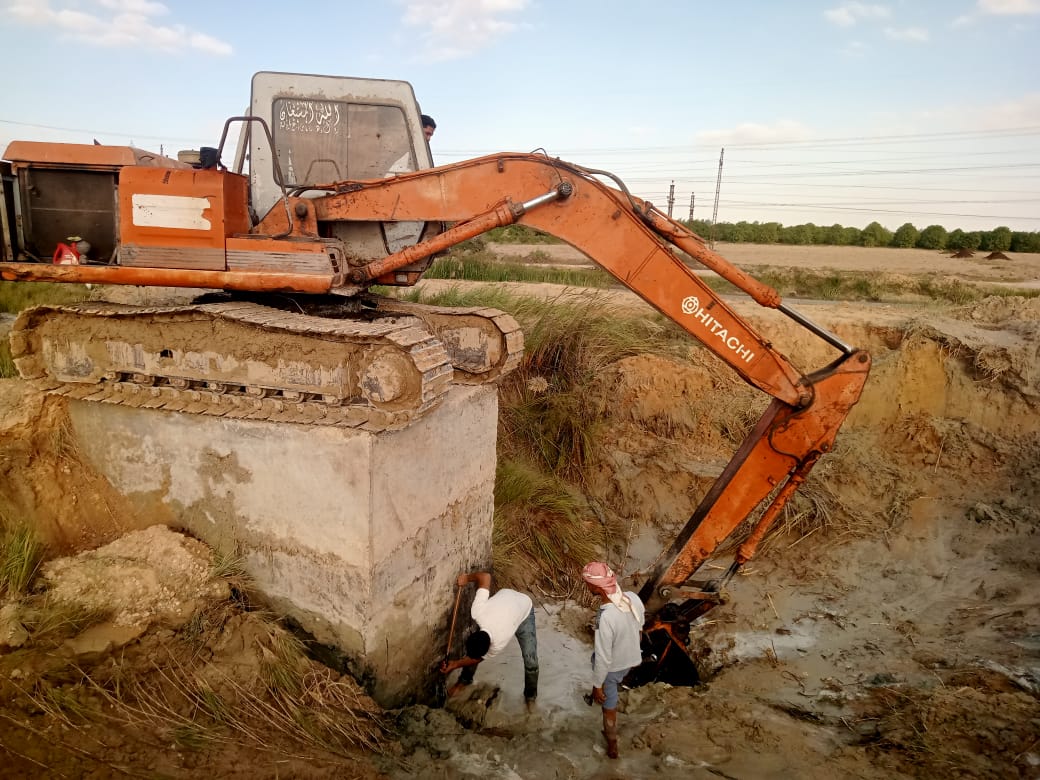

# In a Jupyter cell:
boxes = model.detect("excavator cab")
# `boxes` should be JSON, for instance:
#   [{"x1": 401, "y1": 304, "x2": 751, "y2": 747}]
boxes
[
  {"x1": 238, "y1": 71, "x2": 432, "y2": 214},
  {"x1": 231, "y1": 71, "x2": 441, "y2": 274}
]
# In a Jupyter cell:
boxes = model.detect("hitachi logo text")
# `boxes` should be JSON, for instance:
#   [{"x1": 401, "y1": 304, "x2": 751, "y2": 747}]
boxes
[{"x1": 680, "y1": 296, "x2": 756, "y2": 364}]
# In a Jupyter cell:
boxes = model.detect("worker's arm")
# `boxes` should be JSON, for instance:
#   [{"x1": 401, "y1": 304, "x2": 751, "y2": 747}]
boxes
[
  {"x1": 439, "y1": 656, "x2": 482, "y2": 674},
  {"x1": 457, "y1": 571, "x2": 492, "y2": 590}
]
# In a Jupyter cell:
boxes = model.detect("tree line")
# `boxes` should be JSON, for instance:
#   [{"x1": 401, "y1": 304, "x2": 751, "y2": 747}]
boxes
[{"x1": 683, "y1": 219, "x2": 1040, "y2": 254}]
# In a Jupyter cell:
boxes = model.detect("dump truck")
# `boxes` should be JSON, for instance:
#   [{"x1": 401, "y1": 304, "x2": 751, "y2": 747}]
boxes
[{"x1": 0, "y1": 71, "x2": 871, "y2": 681}]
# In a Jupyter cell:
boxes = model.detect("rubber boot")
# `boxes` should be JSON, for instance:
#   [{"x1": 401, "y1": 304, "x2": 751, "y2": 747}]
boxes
[{"x1": 602, "y1": 708, "x2": 619, "y2": 759}]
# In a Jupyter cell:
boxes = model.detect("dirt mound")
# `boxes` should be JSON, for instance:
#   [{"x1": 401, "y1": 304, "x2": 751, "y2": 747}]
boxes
[
  {"x1": 582, "y1": 352, "x2": 755, "y2": 536},
  {"x1": 985, "y1": 251, "x2": 1010, "y2": 260},
  {"x1": 39, "y1": 524, "x2": 228, "y2": 628},
  {"x1": 862, "y1": 668, "x2": 1040, "y2": 779},
  {"x1": 0, "y1": 383, "x2": 147, "y2": 552},
  {"x1": 0, "y1": 528, "x2": 390, "y2": 777},
  {"x1": 950, "y1": 248, "x2": 975, "y2": 258},
  {"x1": 958, "y1": 294, "x2": 1040, "y2": 324}
]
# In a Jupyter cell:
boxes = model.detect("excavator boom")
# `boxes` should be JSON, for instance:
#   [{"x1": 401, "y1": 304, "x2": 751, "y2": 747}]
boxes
[
  {"x1": 310, "y1": 155, "x2": 815, "y2": 406},
  {"x1": 303, "y1": 154, "x2": 872, "y2": 614}
]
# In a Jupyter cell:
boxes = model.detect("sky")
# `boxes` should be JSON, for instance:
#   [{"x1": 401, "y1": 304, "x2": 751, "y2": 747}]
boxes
[{"x1": 1, "y1": 0, "x2": 1038, "y2": 233}]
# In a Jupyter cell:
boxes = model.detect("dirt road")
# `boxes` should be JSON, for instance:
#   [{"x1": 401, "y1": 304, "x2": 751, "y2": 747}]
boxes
[{"x1": 489, "y1": 241, "x2": 1040, "y2": 286}]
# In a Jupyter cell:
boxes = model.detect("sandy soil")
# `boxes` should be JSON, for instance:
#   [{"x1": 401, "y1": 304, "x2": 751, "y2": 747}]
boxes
[{"x1": 1, "y1": 246, "x2": 1039, "y2": 778}]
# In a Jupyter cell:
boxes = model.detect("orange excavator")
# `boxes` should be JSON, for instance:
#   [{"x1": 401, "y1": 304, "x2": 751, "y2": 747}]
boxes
[{"x1": 0, "y1": 72, "x2": 870, "y2": 681}]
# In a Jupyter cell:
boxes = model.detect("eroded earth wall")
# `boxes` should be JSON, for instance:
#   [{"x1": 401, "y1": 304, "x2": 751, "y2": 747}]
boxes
[{"x1": 65, "y1": 384, "x2": 498, "y2": 706}]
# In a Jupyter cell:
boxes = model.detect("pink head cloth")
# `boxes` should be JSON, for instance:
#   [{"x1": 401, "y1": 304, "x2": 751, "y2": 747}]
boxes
[{"x1": 581, "y1": 561, "x2": 618, "y2": 594}]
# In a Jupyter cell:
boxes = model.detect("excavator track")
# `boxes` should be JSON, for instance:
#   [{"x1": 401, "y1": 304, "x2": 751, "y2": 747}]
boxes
[
  {"x1": 9, "y1": 301, "x2": 459, "y2": 430},
  {"x1": 368, "y1": 297, "x2": 524, "y2": 384}
]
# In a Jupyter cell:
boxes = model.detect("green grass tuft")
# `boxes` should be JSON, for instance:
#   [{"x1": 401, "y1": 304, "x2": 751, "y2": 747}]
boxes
[
  {"x1": 424, "y1": 251, "x2": 616, "y2": 287},
  {"x1": 0, "y1": 338, "x2": 14, "y2": 378},
  {"x1": 23, "y1": 596, "x2": 111, "y2": 645},
  {"x1": 493, "y1": 459, "x2": 603, "y2": 595},
  {"x1": 259, "y1": 627, "x2": 308, "y2": 696},
  {"x1": 0, "y1": 281, "x2": 93, "y2": 314},
  {"x1": 0, "y1": 520, "x2": 45, "y2": 596}
]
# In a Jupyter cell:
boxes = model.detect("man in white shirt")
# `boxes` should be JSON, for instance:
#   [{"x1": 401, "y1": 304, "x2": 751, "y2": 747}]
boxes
[
  {"x1": 582, "y1": 561, "x2": 645, "y2": 759},
  {"x1": 439, "y1": 570, "x2": 538, "y2": 706}
]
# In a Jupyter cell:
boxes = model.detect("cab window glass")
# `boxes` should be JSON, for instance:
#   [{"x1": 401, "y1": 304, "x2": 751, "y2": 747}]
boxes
[{"x1": 272, "y1": 99, "x2": 412, "y2": 185}]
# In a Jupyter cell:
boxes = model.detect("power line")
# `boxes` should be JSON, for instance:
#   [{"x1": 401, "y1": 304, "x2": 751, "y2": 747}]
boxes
[
  {"x1": 437, "y1": 125, "x2": 1040, "y2": 157},
  {"x1": 702, "y1": 126, "x2": 1040, "y2": 151},
  {"x1": 694, "y1": 200, "x2": 1040, "y2": 222},
  {"x1": 0, "y1": 118, "x2": 213, "y2": 144}
]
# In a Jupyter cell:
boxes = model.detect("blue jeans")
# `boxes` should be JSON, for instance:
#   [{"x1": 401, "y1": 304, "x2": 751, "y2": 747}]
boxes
[
  {"x1": 460, "y1": 607, "x2": 539, "y2": 700},
  {"x1": 601, "y1": 668, "x2": 628, "y2": 710}
]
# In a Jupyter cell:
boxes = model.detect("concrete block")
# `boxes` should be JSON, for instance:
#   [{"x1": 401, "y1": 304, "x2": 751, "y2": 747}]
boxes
[{"x1": 68, "y1": 384, "x2": 498, "y2": 706}]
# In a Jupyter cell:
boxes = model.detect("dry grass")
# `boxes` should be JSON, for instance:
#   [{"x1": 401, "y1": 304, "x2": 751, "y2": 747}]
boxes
[
  {"x1": 18, "y1": 606, "x2": 392, "y2": 760},
  {"x1": 763, "y1": 429, "x2": 908, "y2": 548},
  {"x1": 498, "y1": 293, "x2": 687, "y2": 480},
  {"x1": 860, "y1": 670, "x2": 1040, "y2": 778}
]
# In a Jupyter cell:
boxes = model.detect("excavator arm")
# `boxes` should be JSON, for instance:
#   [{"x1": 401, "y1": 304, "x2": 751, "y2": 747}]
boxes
[{"x1": 303, "y1": 153, "x2": 871, "y2": 617}]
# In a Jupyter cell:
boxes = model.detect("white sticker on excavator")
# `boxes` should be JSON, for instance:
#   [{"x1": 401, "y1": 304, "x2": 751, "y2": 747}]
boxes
[
  {"x1": 681, "y1": 296, "x2": 756, "y2": 363},
  {"x1": 131, "y1": 194, "x2": 212, "y2": 231}
]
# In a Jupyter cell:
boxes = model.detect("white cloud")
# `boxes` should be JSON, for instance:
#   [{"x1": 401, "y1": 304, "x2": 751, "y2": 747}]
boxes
[
  {"x1": 978, "y1": 0, "x2": 1040, "y2": 14},
  {"x1": 399, "y1": 0, "x2": 529, "y2": 61},
  {"x1": 824, "y1": 2, "x2": 890, "y2": 27},
  {"x1": 953, "y1": 0, "x2": 1039, "y2": 26},
  {"x1": 914, "y1": 92, "x2": 1040, "y2": 132},
  {"x1": 5, "y1": 0, "x2": 232, "y2": 55},
  {"x1": 627, "y1": 125, "x2": 656, "y2": 138},
  {"x1": 968, "y1": 92, "x2": 1040, "y2": 129},
  {"x1": 840, "y1": 40, "x2": 869, "y2": 56},
  {"x1": 884, "y1": 26, "x2": 930, "y2": 41},
  {"x1": 696, "y1": 120, "x2": 812, "y2": 146},
  {"x1": 97, "y1": 0, "x2": 168, "y2": 14}
]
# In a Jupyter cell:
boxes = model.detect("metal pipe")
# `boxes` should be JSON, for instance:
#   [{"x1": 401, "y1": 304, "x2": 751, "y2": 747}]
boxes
[
  {"x1": 217, "y1": 116, "x2": 294, "y2": 237},
  {"x1": 350, "y1": 203, "x2": 517, "y2": 284},
  {"x1": 519, "y1": 183, "x2": 572, "y2": 212},
  {"x1": 0, "y1": 262, "x2": 333, "y2": 294},
  {"x1": 349, "y1": 183, "x2": 572, "y2": 284},
  {"x1": 734, "y1": 457, "x2": 815, "y2": 565},
  {"x1": 641, "y1": 208, "x2": 782, "y2": 309},
  {"x1": 778, "y1": 303, "x2": 854, "y2": 355}
]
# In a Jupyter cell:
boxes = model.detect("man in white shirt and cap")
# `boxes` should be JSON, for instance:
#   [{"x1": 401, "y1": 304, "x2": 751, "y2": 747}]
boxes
[
  {"x1": 582, "y1": 560, "x2": 645, "y2": 759},
  {"x1": 440, "y1": 571, "x2": 538, "y2": 708}
]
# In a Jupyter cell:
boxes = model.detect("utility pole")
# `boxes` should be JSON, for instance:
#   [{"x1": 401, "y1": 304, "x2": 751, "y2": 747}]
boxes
[
  {"x1": 710, "y1": 147, "x2": 724, "y2": 249},
  {"x1": 688, "y1": 193, "x2": 695, "y2": 222},
  {"x1": 667, "y1": 180, "x2": 675, "y2": 219}
]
